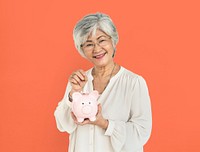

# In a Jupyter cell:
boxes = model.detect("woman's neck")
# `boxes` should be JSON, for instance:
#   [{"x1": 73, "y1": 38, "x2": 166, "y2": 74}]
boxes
[{"x1": 93, "y1": 62, "x2": 116, "y2": 79}]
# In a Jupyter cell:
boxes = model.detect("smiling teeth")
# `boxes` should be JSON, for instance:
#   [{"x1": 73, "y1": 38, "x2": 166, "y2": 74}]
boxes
[
  {"x1": 96, "y1": 54, "x2": 103, "y2": 58},
  {"x1": 94, "y1": 53, "x2": 106, "y2": 59}
]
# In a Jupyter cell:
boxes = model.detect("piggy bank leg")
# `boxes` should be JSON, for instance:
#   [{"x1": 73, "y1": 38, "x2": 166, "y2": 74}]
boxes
[
  {"x1": 89, "y1": 116, "x2": 96, "y2": 122},
  {"x1": 77, "y1": 118, "x2": 84, "y2": 123}
]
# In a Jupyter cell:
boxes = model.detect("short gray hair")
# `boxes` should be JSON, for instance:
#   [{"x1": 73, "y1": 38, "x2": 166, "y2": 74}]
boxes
[{"x1": 73, "y1": 12, "x2": 119, "y2": 57}]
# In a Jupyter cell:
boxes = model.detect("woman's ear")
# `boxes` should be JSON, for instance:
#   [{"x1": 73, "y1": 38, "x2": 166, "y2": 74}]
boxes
[{"x1": 112, "y1": 48, "x2": 116, "y2": 58}]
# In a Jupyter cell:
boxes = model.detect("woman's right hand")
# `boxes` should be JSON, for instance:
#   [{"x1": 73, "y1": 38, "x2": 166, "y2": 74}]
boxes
[{"x1": 68, "y1": 69, "x2": 88, "y2": 95}]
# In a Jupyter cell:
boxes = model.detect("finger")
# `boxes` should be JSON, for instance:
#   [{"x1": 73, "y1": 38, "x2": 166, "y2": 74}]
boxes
[
  {"x1": 75, "y1": 70, "x2": 86, "y2": 81},
  {"x1": 75, "y1": 119, "x2": 90, "y2": 126},
  {"x1": 72, "y1": 74, "x2": 82, "y2": 85},
  {"x1": 69, "y1": 74, "x2": 77, "y2": 83},
  {"x1": 84, "y1": 74, "x2": 88, "y2": 82},
  {"x1": 94, "y1": 105, "x2": 101, "y2": 118},
  {"x1": 79, "y1": 69, "x2": 86, "y2": 77},
  {"x1": 81, "y1": 119, "x2": 91, "y2": 125},
  {"x1": 70, "y1": 77, "x2": 80, "y2": 85},
  {"x1": 98, "y1": 104, "x2": 102, "y2": 113}
]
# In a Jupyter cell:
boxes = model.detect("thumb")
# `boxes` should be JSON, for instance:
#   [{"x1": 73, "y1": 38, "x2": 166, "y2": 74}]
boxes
[
  {"x1": 98, "y1": 104, "x2": 102, "y2": 113},
  {"x1": 84, "y1": 75, "x2": 88, "y2": 82}
]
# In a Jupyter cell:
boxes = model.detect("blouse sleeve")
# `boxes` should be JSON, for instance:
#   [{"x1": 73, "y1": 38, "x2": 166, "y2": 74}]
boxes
[
  {"x1": 54, "y1": 83, "x2": 77, "y2": 134},
  {"x1": 104, "y1": 76, "x2": 152, "y2": 152}
]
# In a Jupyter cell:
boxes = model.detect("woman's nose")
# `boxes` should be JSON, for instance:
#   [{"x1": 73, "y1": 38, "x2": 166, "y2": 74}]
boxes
[{"x1": 93, "y1": 43, "x2": 102, "y2": 52}]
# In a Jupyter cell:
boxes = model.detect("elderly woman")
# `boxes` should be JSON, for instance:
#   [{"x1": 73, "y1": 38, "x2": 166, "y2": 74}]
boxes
[{"x1": 54, "y1": 12, "x2": 152, "y2": 152}]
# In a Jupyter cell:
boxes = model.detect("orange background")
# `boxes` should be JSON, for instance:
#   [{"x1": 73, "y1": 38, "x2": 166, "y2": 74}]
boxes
[{"x1": 1, "y1": 0, "x2": 200, "y2": 152}]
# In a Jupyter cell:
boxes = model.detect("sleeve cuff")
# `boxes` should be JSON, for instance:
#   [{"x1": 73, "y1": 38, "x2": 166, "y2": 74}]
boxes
[
  {"x1": 104, "y1": 120, "x2": 115, "y2": 136},
  {"x1": 66, "y1": 99, "x2": 72, "y2": 108},
  {"x1": 62, "y1": 96, "x2": 72, "y2": 108}
]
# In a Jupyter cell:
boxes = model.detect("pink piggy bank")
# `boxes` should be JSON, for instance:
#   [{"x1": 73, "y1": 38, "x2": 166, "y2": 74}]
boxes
[{"x1": 72, "y1": 90, "x2": 99, "y2": 123}]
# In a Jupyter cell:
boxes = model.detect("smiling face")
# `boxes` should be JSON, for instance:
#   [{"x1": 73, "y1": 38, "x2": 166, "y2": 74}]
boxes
[{"x1": 81, "y1": 30, "x2": 115, "y2": 67}]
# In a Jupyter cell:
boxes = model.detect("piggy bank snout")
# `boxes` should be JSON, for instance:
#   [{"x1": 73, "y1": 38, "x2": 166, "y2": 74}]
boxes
[{"x1": 81, "y1": 106, "x2": 92, "y2": 114}]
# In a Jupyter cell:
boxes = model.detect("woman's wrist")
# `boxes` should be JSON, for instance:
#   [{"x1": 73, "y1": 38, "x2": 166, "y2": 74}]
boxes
[
  {"x1": 101, "y1": 119, "x2": 109, "y2": 130},
  {"x1": 68, "y1": 93, "x2": 73, "y2": 102}
]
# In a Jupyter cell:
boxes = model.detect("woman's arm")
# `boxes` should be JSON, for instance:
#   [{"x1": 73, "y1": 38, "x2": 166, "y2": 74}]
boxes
[
  {"x1": 54, "y1": 83, "x2": 77, "y2": 134},
  {"x1": 104, "y1": 76, "x2": 152, "y2": 152},
  {"x1": 54, "y1": 69, "x2": 88, "y2": 133}
]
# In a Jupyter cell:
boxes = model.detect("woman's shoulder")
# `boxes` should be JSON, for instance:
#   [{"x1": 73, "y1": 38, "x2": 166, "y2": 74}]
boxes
[
  {"x1": 119, "y1": 67, "x2": 149, "y2": 92},
  {"x1": 120, "y1": 66, "x2": 146, "y2": 82},
  {"x1": 121, "y1": 66, "x2": 139, "y2": 78}
]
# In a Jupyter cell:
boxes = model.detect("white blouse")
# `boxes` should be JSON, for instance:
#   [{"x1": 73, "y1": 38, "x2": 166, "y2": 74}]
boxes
[{"x1": 54, "y1": 66, "x2": 152, "y2": 152}]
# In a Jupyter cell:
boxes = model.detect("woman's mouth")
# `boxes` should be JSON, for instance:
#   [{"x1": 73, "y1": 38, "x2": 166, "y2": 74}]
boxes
[{"x1": 93, "y1": 52, "x2": 107, "y2": 59}]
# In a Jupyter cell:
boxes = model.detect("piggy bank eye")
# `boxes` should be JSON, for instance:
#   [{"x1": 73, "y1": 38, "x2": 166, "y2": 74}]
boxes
[
  {"x1": 89, "y1": 102, "x2": 91, "y2": 104},
  {"x1": 82, "y1": 103, "x2": 84, "y2": 105}
]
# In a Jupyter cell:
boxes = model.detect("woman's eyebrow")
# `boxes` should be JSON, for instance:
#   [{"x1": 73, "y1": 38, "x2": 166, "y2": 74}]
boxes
[
  {"x1": 97, "y1": 35, "x2": 107, "y2": 40},
  {"x1": 85, "y1": 40, "x2": 93, "y2": 42},
  {"x1": 85, "y1": 35, "x2": 107, "y2": 42}
]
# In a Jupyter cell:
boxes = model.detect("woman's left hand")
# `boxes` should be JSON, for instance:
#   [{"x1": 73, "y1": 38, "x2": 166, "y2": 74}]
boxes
[{"x1": 71, "y1": 104, "x2": 109, "y2": 129}]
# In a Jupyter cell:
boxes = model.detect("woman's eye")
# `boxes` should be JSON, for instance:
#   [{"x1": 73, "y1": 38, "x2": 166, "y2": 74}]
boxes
[
  {"x1": 99, "y1": 39, "x2": 105, "y2": 43},
  {"x1": 85, "y1": 43, "x2": 93, "y2": 47}
]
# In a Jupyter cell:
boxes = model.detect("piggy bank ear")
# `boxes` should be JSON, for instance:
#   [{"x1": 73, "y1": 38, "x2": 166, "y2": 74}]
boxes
[
  {"x1": 89, "y1": 90, "x2": 99, "y2": 100},
  {"x1": 72, "y1": 92, "x2": 82, "y2": 101}
]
